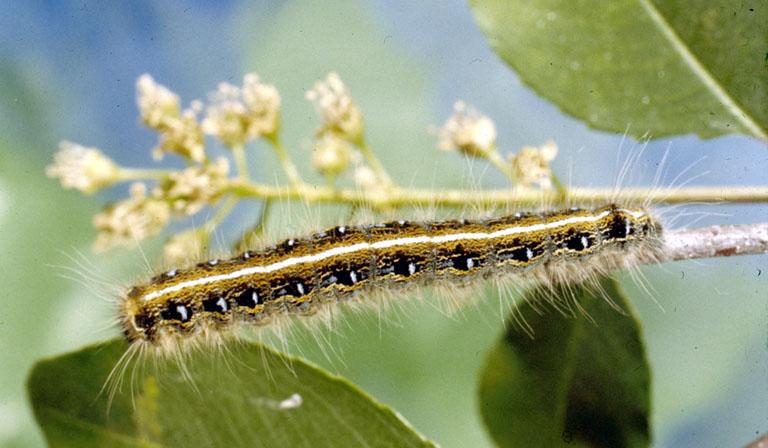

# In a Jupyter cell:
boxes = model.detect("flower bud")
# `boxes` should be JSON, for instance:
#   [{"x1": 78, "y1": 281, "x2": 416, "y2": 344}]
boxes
[
  {"x1": 306, "y1": 72, "x2": 364, "y2": 144},
  {"x1": 437, "y1": 101, "x2": 497, "y2": 157},
  {"x1": 508, "y1": 140, "x2": 559, "y2": 189},
  {"x1": 311, "y1": 134, "x2": 352, "y2": 178},
  {"x1": 46, "y1": 141, "x2": 120, "y2": 194}
]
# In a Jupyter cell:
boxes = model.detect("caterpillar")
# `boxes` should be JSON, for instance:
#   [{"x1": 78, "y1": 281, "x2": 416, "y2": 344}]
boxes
[{"x1": 120, "y1": 203, "x2": 661, "y2": 350}]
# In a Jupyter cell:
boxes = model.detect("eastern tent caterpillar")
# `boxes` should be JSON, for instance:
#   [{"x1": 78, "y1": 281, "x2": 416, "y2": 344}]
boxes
[{"x1": 120, "y1": 204, "x2": 660, "y2": 352}]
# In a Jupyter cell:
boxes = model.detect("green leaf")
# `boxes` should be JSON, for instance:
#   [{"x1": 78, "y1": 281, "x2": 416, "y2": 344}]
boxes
[
  {"x1": 478, "y1": 277, "x2": 651, "y2": 448},
  {"x1": 470, "y1": 0, "x2": 768, "y2": 141},
  {"x1": 28, "y1": 339, "x2": 434, "y2": 448}
]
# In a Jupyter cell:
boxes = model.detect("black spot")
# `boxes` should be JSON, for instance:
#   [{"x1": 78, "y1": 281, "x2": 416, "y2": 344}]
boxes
[
  {"x1": 393, "y1": 258, "x2": 418, "y2": 276},
  {"x1": 564, "y1": 233, "x2": 593, "y2": 251},
  {"x1": 450, "y1": 251, "x2": 481, "y2": 271},
  {"x1": 369, "y1": 220, "x2": 423, "y2": 236},
  {"x1": 334, "y1": 270, "x2": 357, "y2": 286},
  {"x1": 202, "y1": 295, "x2": 229, "y2": 313},
  {"x1": 275, "y1": 238, "x2": 302, "y2": 254},
  {"x1": 606, "y1": 215, "x2": 629, "y2": 240},
  {"x1": 241, "y1": 250, "x2": 254, "y2": 260},
  {"x1": 133, "y1": 313, "x2": 155, "y2": 331},
  {"x1": 291, "y1": 281, "x2": 311, "y2": 296},
  {"x1": 499, "y1": 241, "x2": 546, "y2": 263},
  {"x1": 273, "y1": 279, "x2": 313, "y2": 299},
  {"x1": 154, "y1": 269, "x2": 181, "y2": 282},
  {"x1": 321, "y1": 262, "x2": 369, "y2": 288},
  {"x1": 509, "y1": 247, "x2": 532, "y2": 262},
  {"x1": 235, "y1": 288, "x2": 263, "y2": 308},
  {"x1": 197, "y1": 259, "x2": 220, "y2": 269},
  {"x1": 126, "y1": 312, "x2": 156, "y2": 341},
  {"x1": 161, "y1": 301, "x2": 192, "y2": 323}
]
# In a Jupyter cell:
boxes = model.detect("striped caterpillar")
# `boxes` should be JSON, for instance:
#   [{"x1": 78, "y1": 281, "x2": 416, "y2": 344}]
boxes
[{"x1": 120, "y1": 204, "x2": 661, "y2": 350}]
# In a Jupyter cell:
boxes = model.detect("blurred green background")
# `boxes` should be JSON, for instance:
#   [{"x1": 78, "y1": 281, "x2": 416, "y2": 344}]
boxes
[{"x1": 0, "y1": 1, "x2": 765, "y2": 446}]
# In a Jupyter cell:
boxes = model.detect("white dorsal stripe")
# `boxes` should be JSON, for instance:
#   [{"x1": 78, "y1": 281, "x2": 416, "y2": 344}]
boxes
[{"x1": 141, "y1": 210, "x2": 626, "y2": 302}]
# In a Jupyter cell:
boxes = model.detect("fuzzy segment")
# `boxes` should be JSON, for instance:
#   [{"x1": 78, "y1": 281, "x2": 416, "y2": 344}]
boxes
[{"x1": 121, "y1": 204, "x2": 660, "y2": 343}]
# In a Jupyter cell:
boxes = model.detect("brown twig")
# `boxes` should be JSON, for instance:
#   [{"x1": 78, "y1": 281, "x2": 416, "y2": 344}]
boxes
[{"x1": 662, "y1": 223, "x2": 768, "y2": 262}]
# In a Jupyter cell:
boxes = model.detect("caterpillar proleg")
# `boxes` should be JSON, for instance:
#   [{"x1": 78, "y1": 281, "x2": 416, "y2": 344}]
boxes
[{"x1": 120, "y1": 204, "x2": 661, "y2": 352}]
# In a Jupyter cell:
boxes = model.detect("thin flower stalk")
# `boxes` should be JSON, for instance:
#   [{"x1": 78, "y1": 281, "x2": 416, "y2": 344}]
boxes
[
  {"x1": 270, "y1": 138, "x2": 305, "y2": 187},
  {"x1": 225, "y1": 182, "x2": 768, "y2": 208}
]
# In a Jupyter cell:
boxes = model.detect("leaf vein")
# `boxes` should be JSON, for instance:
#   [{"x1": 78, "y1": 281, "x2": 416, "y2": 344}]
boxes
[{"x1": 638, "y1": 0, "x2": 768, "y2": 140}]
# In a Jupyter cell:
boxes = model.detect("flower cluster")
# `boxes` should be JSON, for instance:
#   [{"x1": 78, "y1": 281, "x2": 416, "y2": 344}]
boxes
[
  {"x1": 82, "y1": 156, "x2": 230, "y2": 252},
  {"x1": 137, "y1": 75, "x2": 205, "y2": 163},
  {"x1": 92, "y1": 183, "x2": 170, "y2": 252},
  {"x1": 508, "y1": 140, "x2": 558, "y2": 189},
  {"x1": 437, "y1": 101, "x2": 497, "y2": 157},
  {"x1": 306, "y1": 72, "x2": 364, "y2": 144},
  {"x1": 136, "y1": 74, "x2": 180, "y2": 128},
  {"x1": 202, "y1": 74, "x2": 281, "y2": 148},
  {"x1": 436, "y1": 101, "x2": 558, "y2": 189},
  {"x1": 47, "y1": 71, "x2": 559, "y2": 261},
  {"x1": 154, "y1": 158, "x2": 230, "y2": 215},
  {"x1": 46, "y1": 141, "x2": 119, "y2": 194},
  {"x1": 47, "y1": 73, "x2": 281, "y2": 254}
]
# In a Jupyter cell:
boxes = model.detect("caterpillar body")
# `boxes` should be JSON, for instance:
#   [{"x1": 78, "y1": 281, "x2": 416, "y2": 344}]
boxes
[{"x1": 120, "y1": 204, "x2": 661, "y2": 348}]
